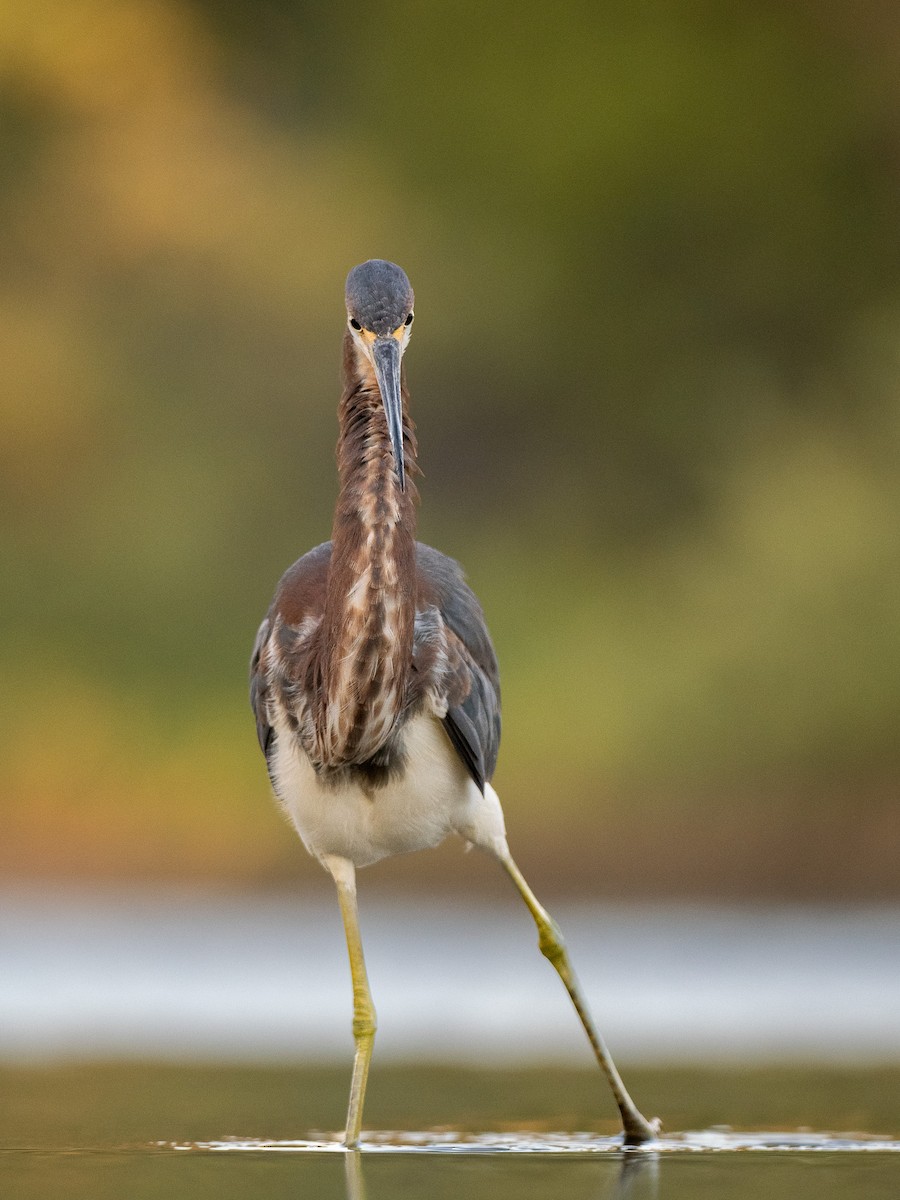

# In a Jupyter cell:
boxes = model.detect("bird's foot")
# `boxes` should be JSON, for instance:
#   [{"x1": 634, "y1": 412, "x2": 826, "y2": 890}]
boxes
[{"x1": 622, "y1": 1113, "x2": 661, "y2": 1147}]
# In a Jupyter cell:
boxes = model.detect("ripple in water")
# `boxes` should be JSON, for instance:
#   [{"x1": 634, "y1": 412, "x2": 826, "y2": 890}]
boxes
[{"x1": 162, "y1": 1128, "x2": 900, "y2": 1154}]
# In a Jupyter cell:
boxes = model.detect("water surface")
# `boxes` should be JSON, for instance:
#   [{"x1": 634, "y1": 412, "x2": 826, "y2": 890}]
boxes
[
  {"x1": 3, "y1": 892, "x2": 898, "y2": 1196},
  {"x1": 2, "y1": 1065, "x2": 899, "y2": 1199}
]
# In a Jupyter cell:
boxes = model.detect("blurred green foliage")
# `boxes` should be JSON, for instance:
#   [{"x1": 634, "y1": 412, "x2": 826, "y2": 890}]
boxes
[{"x1": 0, "y1": 1, "x2": 898, "y2": 894}]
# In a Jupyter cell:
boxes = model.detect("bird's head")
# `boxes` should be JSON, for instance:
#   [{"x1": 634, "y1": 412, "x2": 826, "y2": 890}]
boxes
[{"x1": 345, "y1": 259, "x2": 415, "y2": 491}]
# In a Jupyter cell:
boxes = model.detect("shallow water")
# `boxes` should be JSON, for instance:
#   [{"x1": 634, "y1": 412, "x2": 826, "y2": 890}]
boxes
[
  {"x1": 2, "y1": 1065, "x2": 899, "y2": 1198},
  {"x1": 5, "y1": 1147, "x2": 900, "y2": 1200},
  {"x1": 3, "y1": 894, "x2": 898, "y2": 1195}
]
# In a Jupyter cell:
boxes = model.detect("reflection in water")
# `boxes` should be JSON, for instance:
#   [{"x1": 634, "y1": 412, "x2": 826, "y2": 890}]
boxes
[
  {"x1": 342, "y1": 1146, "x2": 658, "y2": 1200},
  {"x1": 614, "y1": 1154, "x2": 659, "y2": 1200},
  {"x1": 345, "y1": 1149, "x2": 366, "y2": 1200}
]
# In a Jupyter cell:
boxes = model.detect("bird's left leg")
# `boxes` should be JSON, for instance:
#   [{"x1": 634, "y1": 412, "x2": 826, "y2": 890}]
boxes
[
  {"x1": 497, "y1": 849, "x2": 658, "y2": 1146},
  {"x1": 322, "y1": 854, "x2": 377, "y2": 1149}
]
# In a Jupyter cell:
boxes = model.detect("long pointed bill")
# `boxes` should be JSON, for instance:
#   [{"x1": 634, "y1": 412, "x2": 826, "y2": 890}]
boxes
[{"x1": 372, "y1": 336, "x2": 405, "y2": 492}]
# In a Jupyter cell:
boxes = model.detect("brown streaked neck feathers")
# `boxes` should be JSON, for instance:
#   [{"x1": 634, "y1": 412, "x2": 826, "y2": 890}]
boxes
[{"x1": 315, "y1": 333, "x2": 419, "y2": 767}]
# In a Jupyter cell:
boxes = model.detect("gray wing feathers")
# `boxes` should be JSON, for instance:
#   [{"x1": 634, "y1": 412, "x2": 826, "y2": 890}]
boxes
[
  {"x1": 249, "y1": 616, "x2": 273, "y2": 761},
  {"x1": 442, "y1": 657, "x2": 500, "y2": 793},
  {"x1": 415, "y1": 543, "x2": 501, "y2": 792}
]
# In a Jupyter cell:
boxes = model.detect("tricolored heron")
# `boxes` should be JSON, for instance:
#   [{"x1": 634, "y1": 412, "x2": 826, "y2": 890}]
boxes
[{"x1": 249, "y1": 260, "x2": 656, "y2": 1147}]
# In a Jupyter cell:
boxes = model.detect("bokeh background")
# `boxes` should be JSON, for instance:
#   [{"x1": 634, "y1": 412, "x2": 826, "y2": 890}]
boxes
[{"x1": 2, "y1": 0, "x2": 899, "y2": 901}]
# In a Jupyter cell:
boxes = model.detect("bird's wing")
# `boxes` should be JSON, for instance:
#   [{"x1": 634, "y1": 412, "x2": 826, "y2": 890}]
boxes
[
  {"x1": 415, "y1": 543, "x2": 501, "y2": 792},
  {"x1": 249, "y1": 541, "x2": 333, "y2": 772},
  {"x1": 249, "y1": 616, "x2": 273, "y2": 759}
]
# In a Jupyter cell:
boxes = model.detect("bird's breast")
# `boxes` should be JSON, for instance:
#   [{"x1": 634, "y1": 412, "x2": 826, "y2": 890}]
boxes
[{"x1": 265, "y1": 601, "x2": 409, "y2": 774}]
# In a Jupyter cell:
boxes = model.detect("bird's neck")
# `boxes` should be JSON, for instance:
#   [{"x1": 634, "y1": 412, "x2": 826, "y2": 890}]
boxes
[{"x1": 317, "y1": 335, "x2": 419, "y2": 765}]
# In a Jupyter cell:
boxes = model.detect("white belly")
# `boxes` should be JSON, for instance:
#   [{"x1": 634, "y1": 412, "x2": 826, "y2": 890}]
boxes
[{"x1": 270, "y1": 712, "x2": 507, "y2": 868}]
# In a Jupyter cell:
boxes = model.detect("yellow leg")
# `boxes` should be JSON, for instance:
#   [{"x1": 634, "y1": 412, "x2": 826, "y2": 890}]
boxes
[
  {"x1": 323, "y1": 855, "x2": 377, "y2": 1149},
  {"x1": 499, "y1": 852, "x2": 658, "y2": 1145}
]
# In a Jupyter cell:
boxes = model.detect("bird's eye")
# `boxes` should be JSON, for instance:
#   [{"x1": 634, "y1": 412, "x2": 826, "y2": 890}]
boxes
[
  {"x1": 349, "y1": 318, "x2": 361, "y2": 331},
  {"x1": 404, "y1": 312, "x2": 414, "y2": 326}
]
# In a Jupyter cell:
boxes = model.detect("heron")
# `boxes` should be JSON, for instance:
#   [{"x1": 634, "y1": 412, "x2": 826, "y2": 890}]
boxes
[{"x1": 249, "y1": 260, "x2": 656, "y2": 1148}]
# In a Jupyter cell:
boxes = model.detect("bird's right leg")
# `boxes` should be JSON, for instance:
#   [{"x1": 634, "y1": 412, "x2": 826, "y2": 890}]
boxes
[
  {"x1": 497, "y1": 849, "x2": 658, "y2": 1145},
  {"x1": 322, "y1": 854, "x2": 377, "y2": 1149}
]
